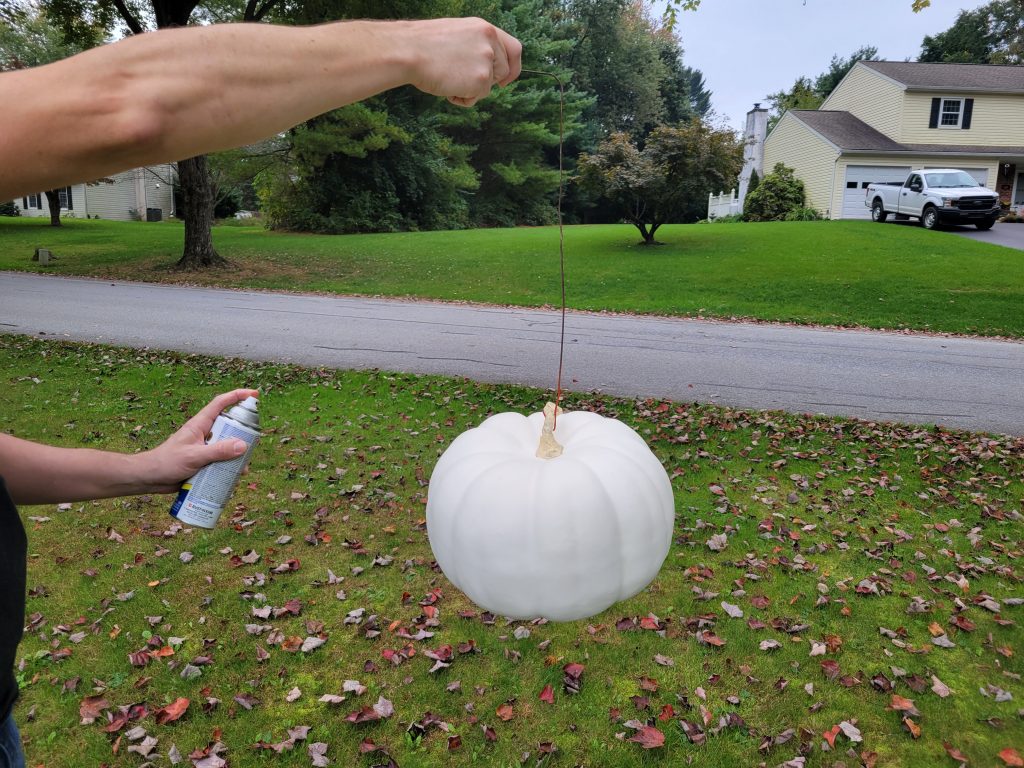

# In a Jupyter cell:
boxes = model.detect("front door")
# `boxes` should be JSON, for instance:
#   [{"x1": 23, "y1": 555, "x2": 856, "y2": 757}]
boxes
[{"x1": 1015, "y1": 172, "x2": 1024, "y2": 209}]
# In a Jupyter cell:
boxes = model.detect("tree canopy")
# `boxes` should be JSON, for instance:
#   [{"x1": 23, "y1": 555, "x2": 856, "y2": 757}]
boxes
[
  {"x1": 919, "y1": 1, "x2": 1023, "y2": 65},
  {"x1": 576, "y1": 120, "x2": 741, "y2": 244}
]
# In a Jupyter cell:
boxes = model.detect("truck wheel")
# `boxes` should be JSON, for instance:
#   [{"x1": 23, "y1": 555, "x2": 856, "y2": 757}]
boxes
[
  {"x1": 976, "y1": 220, "x2": 995, "y2": 231},
  {"x1": 871, "y1": 200, "x2": 888, "y2": 223},
  {"x1": 921, "y1": 206, "x2": 939, "y2": 230}
]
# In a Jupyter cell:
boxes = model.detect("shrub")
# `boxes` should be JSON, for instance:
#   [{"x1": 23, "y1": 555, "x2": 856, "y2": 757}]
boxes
[
  {"x1": 710, "y1": 213, "x2": 745, "y2": 224},
  {"x1": 743, "y1": 163, "x2": 807, "y2": 222},
  {"x1": 784, "y1": 206, "x2": 823, "y2": 221},
  {"x1": 747, "y1": 168, "x2": 760, "y2": 196},
  {"x1": 1000, "y1": 211, "x2": 1023, "y2": 223},
  {"x1": 0, "y1": 201, "x2": 20, "y2": 217}
]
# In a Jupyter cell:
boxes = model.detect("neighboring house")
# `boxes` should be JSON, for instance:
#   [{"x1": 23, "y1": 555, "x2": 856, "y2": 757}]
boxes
[
  {"x1": 757, "y1": 61, "x2": 1024, "y2": 219},
  {"x1": 11, "y1": 165, "x2": 176, "y2": 222}
]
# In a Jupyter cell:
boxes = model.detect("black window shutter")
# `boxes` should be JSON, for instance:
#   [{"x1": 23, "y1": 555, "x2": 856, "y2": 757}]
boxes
[
  {"x1": 22, "y1": 198, "x2": 27, "y2": 208},
  {"x1": 66, "y1": 187, "x2": 73, "y2": 210},
  {"x1": 929, "y1": 97, "x2": 940, "y2": 128},
  {"x1": 962, "y1": 98, "x2": 974, "y2": 129}
]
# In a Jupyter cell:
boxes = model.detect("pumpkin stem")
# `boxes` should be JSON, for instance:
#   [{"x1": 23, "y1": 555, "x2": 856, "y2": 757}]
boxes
[{"x1": 536, "y1": 401, "x2": 564, "y2": 459}]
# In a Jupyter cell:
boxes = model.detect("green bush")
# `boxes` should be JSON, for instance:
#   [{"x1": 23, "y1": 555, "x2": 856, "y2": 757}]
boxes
[
  {"x1": 710, "y1": 213, "x2": 745, "y2": 223},
  {"x1": 0, "y1": 201, "x2": 20, "y2": 217},
  {"x1": 747, "y1": 168, "x2": 760, "y2": 196},
  {"x1": 743, "y1": 162, "x2": 807, "y2": 222},
  {"x1": 784, "y1": 206, "x2": 823, "y2": 221}
]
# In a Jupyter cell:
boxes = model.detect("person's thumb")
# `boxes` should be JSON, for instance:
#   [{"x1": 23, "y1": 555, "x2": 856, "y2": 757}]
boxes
[{"x1": 204, "y1": 438, "x2": 247, "y2": 463}]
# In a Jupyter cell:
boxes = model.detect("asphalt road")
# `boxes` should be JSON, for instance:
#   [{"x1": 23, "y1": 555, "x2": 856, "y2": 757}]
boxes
[{"x1": 2, "y1": 271, "x2": 1022, "y2": 435}]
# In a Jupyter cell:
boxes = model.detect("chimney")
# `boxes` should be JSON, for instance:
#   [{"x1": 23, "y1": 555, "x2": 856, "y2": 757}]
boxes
[{"x1": 738, "y1": 103, "x2": 769, "y2": 207}]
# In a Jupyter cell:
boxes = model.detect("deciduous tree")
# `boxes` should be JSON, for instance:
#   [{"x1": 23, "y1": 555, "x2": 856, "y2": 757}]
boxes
[
  {"x1": 42, "y1": 0, "x2": 284, "y2": 266},
  {"x1": 576, "y1": 119, "x2": 741, "y2": 244},
  {"x1": 919, "y1": 1, "x2": 1023, "y2": 65}
]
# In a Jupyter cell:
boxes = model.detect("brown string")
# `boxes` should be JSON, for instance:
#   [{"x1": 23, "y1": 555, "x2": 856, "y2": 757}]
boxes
[{"x1": 520, "y1": 69, "x2": 566, "y2": 429}]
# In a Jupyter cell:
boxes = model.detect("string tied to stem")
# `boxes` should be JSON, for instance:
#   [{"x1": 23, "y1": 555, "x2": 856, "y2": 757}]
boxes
[{"x1": 520, "y1": 68, "x2": 566, "y2": 431}]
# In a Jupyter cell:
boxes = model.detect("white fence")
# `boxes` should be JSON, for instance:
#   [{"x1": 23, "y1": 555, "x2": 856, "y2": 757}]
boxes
[{"x1": 707, "y1": 189, "x2": 741, "y2": 220}]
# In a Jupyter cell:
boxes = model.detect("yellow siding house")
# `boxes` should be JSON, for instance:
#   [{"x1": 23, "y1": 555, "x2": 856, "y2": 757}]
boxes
[{"x1": 762, "y1": 61, "x2": 1024, "y2": 219}]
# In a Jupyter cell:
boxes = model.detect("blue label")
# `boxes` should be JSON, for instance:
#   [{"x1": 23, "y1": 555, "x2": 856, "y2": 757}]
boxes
[{"x1": 169, "y1": 485, "x2": 191, "y2": 517}]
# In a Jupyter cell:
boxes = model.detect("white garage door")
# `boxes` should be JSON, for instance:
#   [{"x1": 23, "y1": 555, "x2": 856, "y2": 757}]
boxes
[
  {"x1": 923, "y1": 167, "x2": 989, "y2": 187},
  {"x1": 842, "y1": 165, "x2": 912, "y2": 219}
]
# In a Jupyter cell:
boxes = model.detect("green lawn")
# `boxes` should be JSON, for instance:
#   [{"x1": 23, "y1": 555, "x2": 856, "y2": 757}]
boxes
[
  {"x1": 2, "y1": 217, "x2": 1023, "y2": 337},
  {"x1": 3, "y1": 335, "x2": 1022, "y2": 767}
]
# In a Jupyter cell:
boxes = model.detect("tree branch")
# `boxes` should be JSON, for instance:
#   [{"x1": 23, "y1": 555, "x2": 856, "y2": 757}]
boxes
[
  {"x1": 251, "y1": 0, "x2": 281, "y2": 22},
  {"x1": 111, "y1": 0, "x2": 145, "y2": 34}
]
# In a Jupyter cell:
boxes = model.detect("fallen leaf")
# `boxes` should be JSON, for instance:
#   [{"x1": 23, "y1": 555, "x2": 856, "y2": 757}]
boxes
[
  {"x1": 943, "y1": 742, "x2": 969, "y2": 763},
  {"x1": 931, "y1": 676, "x2": 952, "y2": 698},
  {"x1": 628, "y1": 725, "x2": 665, "y2": 749},
  {"x1": 308, "y1": 741, "x2": 330, "y2": 767},
  {"x1": 154, "y1": 698, "x2": 189, "y2": 725}
]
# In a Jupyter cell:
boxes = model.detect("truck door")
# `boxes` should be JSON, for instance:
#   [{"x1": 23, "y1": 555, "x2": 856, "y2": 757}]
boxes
[{"x1": 902, "y1": 173, "x2": 926, "y2": 216}]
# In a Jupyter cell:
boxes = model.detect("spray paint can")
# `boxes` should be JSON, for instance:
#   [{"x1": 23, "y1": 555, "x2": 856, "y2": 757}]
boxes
[{"x1": 170, "y1": 396, "x2": 260, "y2": 528}]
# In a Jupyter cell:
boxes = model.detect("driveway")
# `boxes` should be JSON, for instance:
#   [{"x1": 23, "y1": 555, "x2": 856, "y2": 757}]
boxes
[
  {"x1": 877, "y1": 218, "x2": 1024, "y2": 250},
  {"x1": 2, "y1": 272, "x2": 1023, "y2": 435},
  {"x1": 946, "y1": 221, "x2": 1024, "y2": 250}
]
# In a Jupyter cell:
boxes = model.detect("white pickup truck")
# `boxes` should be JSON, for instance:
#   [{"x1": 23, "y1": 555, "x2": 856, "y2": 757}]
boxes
[{"x1": 865, "y1": 169, "x2": 1001, "y2": 230}]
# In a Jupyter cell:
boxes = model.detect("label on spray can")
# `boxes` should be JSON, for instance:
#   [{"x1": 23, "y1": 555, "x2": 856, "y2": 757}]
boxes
[{"x1": 170, "y1": 396, "x2": 260, "y2": 528}]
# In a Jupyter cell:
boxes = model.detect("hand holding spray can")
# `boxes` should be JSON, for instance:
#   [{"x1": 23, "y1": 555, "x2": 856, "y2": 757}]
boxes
[{"x1": 170, "y1": 395, "x2": 261, "y2": 528}]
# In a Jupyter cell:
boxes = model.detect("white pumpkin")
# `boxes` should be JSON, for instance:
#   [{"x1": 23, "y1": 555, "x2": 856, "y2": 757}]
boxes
[{"x1": 426, "y1": 403, "x2": 675, "y2": 622}]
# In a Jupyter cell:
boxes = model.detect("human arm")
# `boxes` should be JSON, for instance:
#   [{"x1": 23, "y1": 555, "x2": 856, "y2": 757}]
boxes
[
  {"x1": 0, "y1": 388, "x2": 258, "y2": 505},
  {"x1": 0, "y1": 18, "x2": 522, "y2": 200}
]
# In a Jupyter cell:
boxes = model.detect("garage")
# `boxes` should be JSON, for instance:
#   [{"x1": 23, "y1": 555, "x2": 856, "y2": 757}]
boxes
[{"x1": 842, "y1": 165, "x2": 911, "y2": 219}]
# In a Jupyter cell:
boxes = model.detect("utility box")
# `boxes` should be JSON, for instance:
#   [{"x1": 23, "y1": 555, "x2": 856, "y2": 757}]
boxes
[
  {"x1": 146, "y1": 207, "x2": 162, "y2": 222},
  {"x1": 32, "y1": 248, "x2": 55, "y2": 265}
]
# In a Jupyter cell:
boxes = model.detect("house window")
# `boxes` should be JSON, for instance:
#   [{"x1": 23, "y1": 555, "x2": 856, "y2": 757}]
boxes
[
  {"x1": 26, "y1": 194, "x2": 40, "y2": 209},
  {"x1": 58, "y1": 187, "x2": 73, "y2": 210},
  {"x1": 940, "y1": 98, "x2": 964, "y2": 128}
]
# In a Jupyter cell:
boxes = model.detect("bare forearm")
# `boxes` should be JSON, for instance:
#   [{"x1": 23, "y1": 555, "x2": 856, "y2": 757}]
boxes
[
  {"x1": 0, "y1": 433, "x2": 157, "y2": 505},
  {"x1": 1, "y1": 20, "x2": 468, "y2": 200}
]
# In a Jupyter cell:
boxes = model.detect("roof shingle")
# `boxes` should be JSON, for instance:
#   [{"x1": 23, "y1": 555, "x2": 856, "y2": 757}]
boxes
[
  {"x1": 787, "y1": 110, "x2": 1024, "y2": 155},
  {"x1": 788, "y1": 111, "x2": 904, "y2": 151},
  {"x1": 859, "y1": 60, "x2": 1024, "y2": 92}
]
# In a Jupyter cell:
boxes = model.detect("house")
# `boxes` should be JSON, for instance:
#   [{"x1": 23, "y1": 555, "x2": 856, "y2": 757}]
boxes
[
  {"x1": 758, "y1": 61, "x2": 1024, "y2": 219},
  {"x1": 12, "y1": 164, "x2": 176, "y2": 222}
]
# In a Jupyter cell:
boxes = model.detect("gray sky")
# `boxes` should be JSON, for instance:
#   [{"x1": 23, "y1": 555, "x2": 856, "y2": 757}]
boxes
[{"x1": 670, "y1": 0, "x2": 992, "y2": 131}]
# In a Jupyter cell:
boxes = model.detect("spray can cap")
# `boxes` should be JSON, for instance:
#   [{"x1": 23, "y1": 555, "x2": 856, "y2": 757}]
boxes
[{"x1": 226, "y1": 396, "x2": 260, "y2": 429}]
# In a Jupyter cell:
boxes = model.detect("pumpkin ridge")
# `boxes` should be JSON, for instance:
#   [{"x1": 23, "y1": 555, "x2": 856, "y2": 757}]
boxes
[
  {"x1": 565, "y1": 443, "x2": 673, "y2": 595},
  {"x1": 572, "y1": 457, "x2": 626, "y2": 610},
  {"x1": 438, "y1": 458, "x2": 533, "y2": 607}
]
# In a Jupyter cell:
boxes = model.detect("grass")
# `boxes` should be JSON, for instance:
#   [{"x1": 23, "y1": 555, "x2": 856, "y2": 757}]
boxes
[
  {"x1": 3, "y1": 335, "x2": 1022, "y2": 767},
  {"x1": 2, "y1": 217, "x2": 1023, "y2": 337}
]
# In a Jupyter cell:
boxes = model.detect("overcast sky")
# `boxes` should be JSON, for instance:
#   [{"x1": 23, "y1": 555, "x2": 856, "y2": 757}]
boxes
[{"x1": 668, "y1": 0, "x2": 993, "y2": 132}]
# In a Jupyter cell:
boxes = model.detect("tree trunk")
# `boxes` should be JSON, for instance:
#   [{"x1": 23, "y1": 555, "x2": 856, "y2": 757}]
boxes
[
  {"x1": 175, "y1": 154, "x2": 227, "y2": 270},
  {"x1": 635, "y1": 221, "x2": 662, "y2": 245},
  {"x1": 43, "y1": 190, "x2": 62, "y2": 227}
]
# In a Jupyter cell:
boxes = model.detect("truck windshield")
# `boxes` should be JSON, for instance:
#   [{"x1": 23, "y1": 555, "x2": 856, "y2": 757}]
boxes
[{"x1": 924, "y1": 171, "x2": 979, "y2": 188}]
